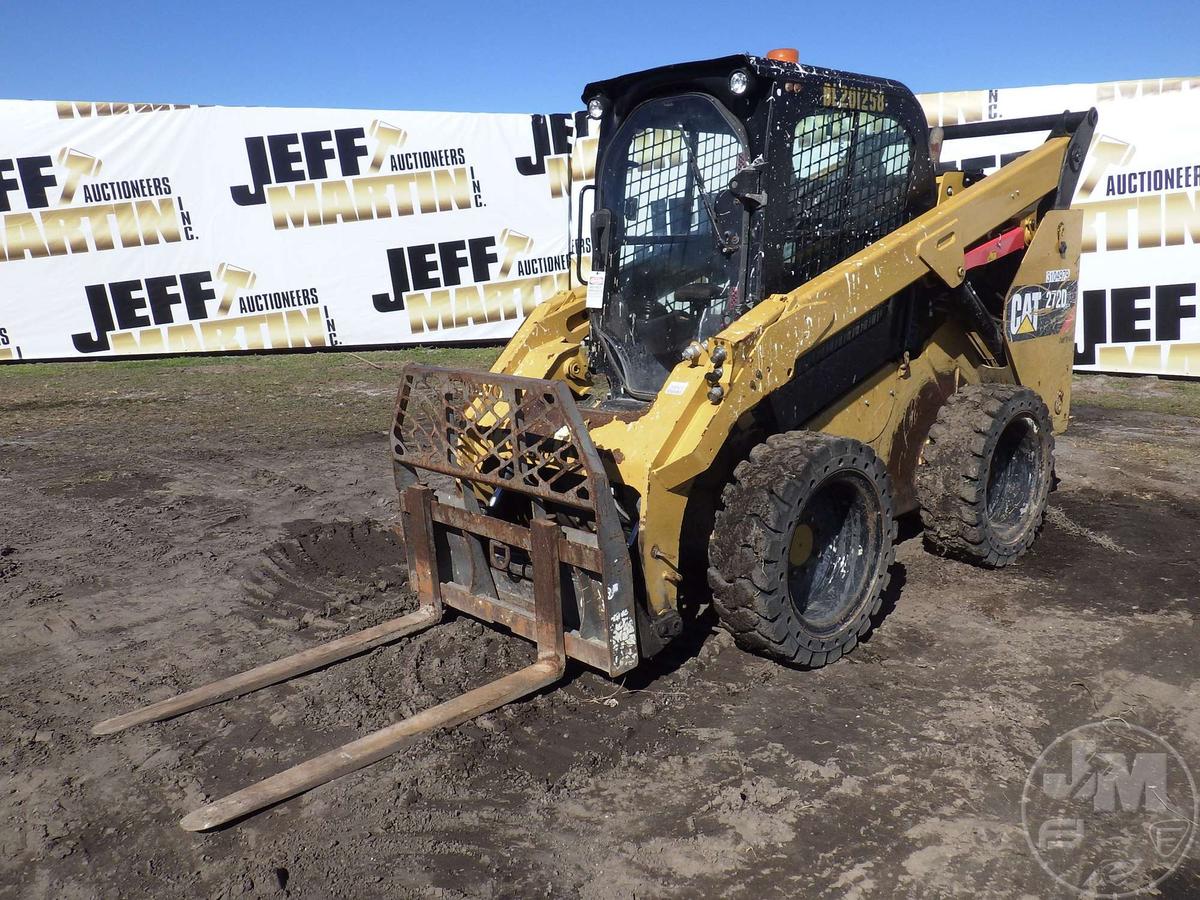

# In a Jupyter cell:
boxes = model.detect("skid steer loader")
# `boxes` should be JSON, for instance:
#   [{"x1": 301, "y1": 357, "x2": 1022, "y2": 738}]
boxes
[{"x1": 95, "y1": 50, "x2": 1095, "y2": 830}]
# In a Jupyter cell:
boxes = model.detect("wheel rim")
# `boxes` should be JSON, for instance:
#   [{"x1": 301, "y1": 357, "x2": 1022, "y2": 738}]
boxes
[
  {"x1": 787, "y1": 472, "x2": 883, "y2": 634},
  {"x1": 986, "y1": 413, "x2": 1042, "y2": 540}
]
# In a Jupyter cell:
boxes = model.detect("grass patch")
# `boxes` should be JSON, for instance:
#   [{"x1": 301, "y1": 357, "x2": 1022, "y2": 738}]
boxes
[
  {"x1": 5, "y1": 351, "x2": 1196, "y2": 449},
  {"x1": 0, "y1": 346, "x2": 502, "y2": 445},
  {"x1": 1073, "y1": 372, "x2": 1200, "y2": 419}
]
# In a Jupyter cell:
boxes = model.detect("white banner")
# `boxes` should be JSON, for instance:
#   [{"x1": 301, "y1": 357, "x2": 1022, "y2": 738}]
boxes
[
  {"x1": 919, "y1": 77, "x2": 1200, "y2": 377},
  {"x1": 0, "y1": 102, "x2": 595, "y2": 362},
  {"x1": 2, "y1": 79, "x2": 1197, "y2": 378}
]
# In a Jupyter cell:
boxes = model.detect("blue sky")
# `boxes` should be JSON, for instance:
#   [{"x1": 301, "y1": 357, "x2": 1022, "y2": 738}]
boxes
[{"x1": 4, "y1": 0, "x2": 1198, "y2": 112}]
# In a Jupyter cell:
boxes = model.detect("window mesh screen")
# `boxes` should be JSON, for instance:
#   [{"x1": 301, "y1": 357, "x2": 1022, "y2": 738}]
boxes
[
  {"x1": 781, "y1": 111, "x2": 912, "y2": 286},
  {"x1": 619, "y1": 126, "x2": 742, "y2": 279}
]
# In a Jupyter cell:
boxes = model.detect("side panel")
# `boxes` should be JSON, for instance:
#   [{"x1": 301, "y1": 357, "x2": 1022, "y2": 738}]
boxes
[{"x1": 1001, "y1": 209, "x2": 1084, "y2": 431}]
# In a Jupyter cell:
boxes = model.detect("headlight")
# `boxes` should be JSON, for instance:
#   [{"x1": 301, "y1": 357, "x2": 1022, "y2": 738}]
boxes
[
  {"x1": 729, "y1": 70, "x2": 750, "y2": 95},
  {"x1": 587, "y1": 97, "x2": 605, "y2": 119}
]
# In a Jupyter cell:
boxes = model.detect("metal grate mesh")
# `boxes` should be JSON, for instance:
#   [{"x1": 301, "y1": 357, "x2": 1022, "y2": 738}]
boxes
[
  {"x1": 618, "y1": 125, "x2": 742, "y2": 290},
  {"x1": 781, "y1": 111, "x2": 912, "y2": 285},
  {"x1": 393, "y1": 367, "x2": 599, "y2": 510}
]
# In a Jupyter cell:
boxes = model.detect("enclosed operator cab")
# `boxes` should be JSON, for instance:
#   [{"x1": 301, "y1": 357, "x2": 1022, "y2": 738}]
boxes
[{"x1": 582, "y1": 52, "x2": 938, "y2": 402}]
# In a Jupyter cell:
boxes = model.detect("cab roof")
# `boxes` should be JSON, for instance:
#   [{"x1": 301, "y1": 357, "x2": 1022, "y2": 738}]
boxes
[{"x1": 581, "y1": 53, "x2": 912, "y2": 116}]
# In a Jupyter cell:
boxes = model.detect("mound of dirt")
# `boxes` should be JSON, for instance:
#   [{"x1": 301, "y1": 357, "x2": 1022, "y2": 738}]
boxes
[{"x1": 238, "y1": 519, "x2": 411, "y2": 624}]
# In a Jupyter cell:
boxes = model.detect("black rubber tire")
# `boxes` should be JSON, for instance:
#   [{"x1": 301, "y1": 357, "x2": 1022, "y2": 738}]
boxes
[
  {"x1": 917, "y1": 383, "x2": 1054, "y2": 568},
  {"x1": 707, "y1": 432, "x2": 897, "y2": 668}
]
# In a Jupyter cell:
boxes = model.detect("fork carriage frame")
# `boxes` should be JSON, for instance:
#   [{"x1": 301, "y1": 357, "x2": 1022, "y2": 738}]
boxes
[{"x1": 392, "y1": 364, "x2": 641, "y2": 678}]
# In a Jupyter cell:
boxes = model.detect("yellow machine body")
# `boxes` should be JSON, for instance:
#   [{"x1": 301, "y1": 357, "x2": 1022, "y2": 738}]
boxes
[{"x1": 492, "y1": 136, "x2": 1084, "y2": 619}]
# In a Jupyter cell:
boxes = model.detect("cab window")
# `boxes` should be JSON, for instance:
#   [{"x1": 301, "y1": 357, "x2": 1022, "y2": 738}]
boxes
[{"x1": 777, "y1": 107, "x2": 913, "y2": 290}]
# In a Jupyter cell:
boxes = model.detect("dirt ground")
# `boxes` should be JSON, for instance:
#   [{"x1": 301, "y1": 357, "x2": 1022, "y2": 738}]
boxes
[{"x1": 1, "y1": 353, "x2": 1198, "y2": 899}]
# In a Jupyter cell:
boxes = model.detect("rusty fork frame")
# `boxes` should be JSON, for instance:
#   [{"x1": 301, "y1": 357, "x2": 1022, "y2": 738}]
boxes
[
  {"x1": 389, "y1": 365, "x2": 640, "y2": 677},
  {"x1": 93, "y1": 483, "x2": 567, "y2": 832}
]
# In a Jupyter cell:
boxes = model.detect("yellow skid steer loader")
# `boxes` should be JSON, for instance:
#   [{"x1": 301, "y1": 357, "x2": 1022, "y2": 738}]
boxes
[{"x1": 96, "y1": 50, "x2": 1095, "y2": 830}]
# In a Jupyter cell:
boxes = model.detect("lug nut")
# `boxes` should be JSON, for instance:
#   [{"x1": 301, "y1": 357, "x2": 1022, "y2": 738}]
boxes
[
  {"x1": 705, "y1": 368, "x2": 724, "y2": 384},
  {"x1": 707, "y1": 386, "x2": 724, "y2": 403},
  {"x1": 711, "y1": 346, "x2": 728, "y2": 365}
]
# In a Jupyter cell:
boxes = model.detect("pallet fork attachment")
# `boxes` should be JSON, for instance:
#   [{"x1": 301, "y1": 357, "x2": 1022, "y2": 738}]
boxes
[{"x1": 93, "y1": 484, "x2": 569, "y2": 831}]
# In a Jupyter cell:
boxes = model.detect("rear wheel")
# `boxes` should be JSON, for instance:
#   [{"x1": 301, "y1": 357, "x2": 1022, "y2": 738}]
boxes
[
  {"x1": 707, "y1": 432, "x2": 896, "y2": 667},
  {"x1": 917, "y1": 384, "x2": 1054, "y2": 567}
]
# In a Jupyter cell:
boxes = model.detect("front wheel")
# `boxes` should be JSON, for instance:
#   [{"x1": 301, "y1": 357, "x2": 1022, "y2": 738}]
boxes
[{"x1": 707, "y1": 432, "x2": 896, "y2": 668}]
